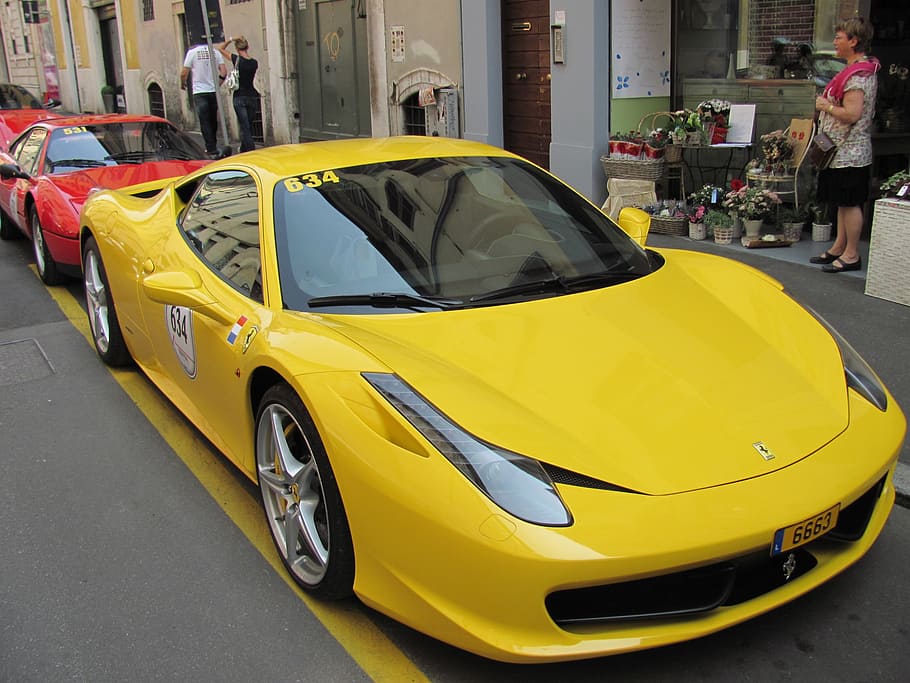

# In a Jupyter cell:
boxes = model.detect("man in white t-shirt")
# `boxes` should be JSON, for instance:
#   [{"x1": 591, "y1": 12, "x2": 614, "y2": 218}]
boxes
[{"x1": 180, "y1": 44, "x2": 227, "y2": 156}]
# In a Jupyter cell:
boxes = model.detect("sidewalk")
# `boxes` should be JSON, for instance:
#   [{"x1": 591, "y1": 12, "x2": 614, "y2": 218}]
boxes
[{"x1": 649, "y1": 231, "x2": 910, "y2": 508}]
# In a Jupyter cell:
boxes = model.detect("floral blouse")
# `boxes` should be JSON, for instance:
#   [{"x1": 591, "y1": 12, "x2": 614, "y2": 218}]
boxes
[{"x1": 819, "y1": 62, "x2": 878, "y2": 169}]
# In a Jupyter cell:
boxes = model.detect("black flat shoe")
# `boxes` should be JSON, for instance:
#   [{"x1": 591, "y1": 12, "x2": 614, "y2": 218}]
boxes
[
  {"x1": 809, "y1": 250, "x2": 842, "y2": 264},
  {"x1": 822, "y1": 257, "x2": 862, "y2": 273}
]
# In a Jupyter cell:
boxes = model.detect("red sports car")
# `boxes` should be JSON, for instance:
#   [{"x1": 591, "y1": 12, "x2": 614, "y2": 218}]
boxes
[
  {"x1": 0, "y1": 113, "x2": 212, "y2": 284},
  {"x1": 0, "y1": 82, "x2": 62, "y2": 150}
]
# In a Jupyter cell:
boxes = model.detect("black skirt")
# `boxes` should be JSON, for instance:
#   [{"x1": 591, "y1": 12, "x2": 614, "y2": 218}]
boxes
[{"x1": 817, "y1": 165, "x2": 871, "y2": 208}]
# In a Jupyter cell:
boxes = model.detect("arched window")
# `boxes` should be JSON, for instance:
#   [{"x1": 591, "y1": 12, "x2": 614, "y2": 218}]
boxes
[{"x1": 147, "y1": 83, "x2": 165, "y2": 119}]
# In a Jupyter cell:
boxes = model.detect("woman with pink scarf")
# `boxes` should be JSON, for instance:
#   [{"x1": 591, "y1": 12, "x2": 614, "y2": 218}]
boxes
[{"x1": 809, "y1": 17, "x2": 880, "y2": 273}]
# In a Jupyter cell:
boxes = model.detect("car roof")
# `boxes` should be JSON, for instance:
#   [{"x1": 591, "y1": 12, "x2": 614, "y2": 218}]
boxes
[
  {"x1": 35, "y1": 113, "x2": 174, "y2": 129},
  {"x1": 211, "y1": 136, "x2": 522, "y2": 180}
]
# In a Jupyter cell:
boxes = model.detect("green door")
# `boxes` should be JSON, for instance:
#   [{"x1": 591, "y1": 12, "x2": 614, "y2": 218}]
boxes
[{"x1": 295, "y1": 0, "x2": 371, "y2": 140}]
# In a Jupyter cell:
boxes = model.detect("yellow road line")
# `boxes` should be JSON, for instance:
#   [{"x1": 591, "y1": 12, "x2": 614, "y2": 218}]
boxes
[{"x1": 46, "y1": 278, "x2": 429, "y2": 683}]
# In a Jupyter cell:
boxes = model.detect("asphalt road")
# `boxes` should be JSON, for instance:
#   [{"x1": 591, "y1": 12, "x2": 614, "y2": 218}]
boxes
[{"x1": 1, "y1": 231, "x2": 908, "y2": 681}]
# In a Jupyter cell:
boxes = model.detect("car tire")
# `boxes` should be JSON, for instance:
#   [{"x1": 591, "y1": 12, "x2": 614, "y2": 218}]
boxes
[
  {"x1": 30, "y1": 207, "x2": 64, "y2": 285},
  {"x1": 82, "y1": 235, "x2": 132, "y2": 367},
  {"x1": 255, "y1": 383, "x2": 355, "y2": 599},
  {"x1": 0, "y1": 209, "x2": 19, "y2": 240}
]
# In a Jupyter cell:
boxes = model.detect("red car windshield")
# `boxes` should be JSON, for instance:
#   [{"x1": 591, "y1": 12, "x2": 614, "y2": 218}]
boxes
[{"x1": 45, "y1": 121, "x2": 206, "y2": 174}]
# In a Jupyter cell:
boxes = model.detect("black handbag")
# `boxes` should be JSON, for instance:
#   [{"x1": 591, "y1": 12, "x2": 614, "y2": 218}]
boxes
[{"x1": 807, "y1": 130, "x2": 837, "y2": 170}]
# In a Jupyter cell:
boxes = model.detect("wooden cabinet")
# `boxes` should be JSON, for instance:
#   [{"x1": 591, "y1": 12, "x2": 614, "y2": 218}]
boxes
[{"x1": 684, "y1": 79, "x2": 816, "y2": 141}]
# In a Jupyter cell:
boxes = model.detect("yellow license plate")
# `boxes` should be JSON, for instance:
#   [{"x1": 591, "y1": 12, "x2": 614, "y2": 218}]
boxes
[{"x1": 771, "y1": 503, "x2": 840, "y2": 556}]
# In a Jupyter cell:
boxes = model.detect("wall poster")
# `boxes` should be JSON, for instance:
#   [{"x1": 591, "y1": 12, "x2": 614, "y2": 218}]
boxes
[{"x1": 611, "y1": 0, "x2": 671, "y2": 98}]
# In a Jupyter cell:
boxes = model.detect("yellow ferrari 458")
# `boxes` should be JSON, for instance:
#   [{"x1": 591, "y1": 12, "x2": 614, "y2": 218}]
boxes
[{"x1": 79, "y1": 137, "x2": 905, "y2": 662}]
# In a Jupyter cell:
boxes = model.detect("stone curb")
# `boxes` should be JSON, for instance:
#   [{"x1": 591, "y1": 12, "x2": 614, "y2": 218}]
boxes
[{"x1": 895, "y1": 461, "x2": 910, "y2": 510}]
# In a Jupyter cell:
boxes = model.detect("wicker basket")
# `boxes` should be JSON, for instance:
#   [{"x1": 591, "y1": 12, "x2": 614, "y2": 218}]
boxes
[
  {"x1": 812, "y1": 222, "x2": 832, "y2": 241},
  {"x1": 665, "y1": 144, "x2": 684, "y2": 163},
  {"x1": 688, "y1": 221, "x2": 707, "y2": 240},
  {"x1": 600, "y1": 155, "x2": 665, "y2": 181},
  {"x1": 865, "y1": 198, "x2": 910, "y2": 307},
  {"x1": 713, "y1": 226, "x2": 735, "y2": 244},
  {"x1": 782, "y1": 222, "x2": 803, "y2": 242},
  {"x1": 649, "y1": 214, "x2": 688, "y2": 236}
]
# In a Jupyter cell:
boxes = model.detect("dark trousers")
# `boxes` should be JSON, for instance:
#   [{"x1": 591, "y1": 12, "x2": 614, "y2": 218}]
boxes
[
  {"x1": 233, "y1": 95, "x2": 258, "y2": 152},
  {"x1": 193, "y1": 91, "x2": 218, "y2": 154}
]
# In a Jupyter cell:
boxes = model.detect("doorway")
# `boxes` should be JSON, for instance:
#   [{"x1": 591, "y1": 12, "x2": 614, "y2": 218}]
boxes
[{"x1": 501, "y1": 0, "x2": 551, "y2": 169}]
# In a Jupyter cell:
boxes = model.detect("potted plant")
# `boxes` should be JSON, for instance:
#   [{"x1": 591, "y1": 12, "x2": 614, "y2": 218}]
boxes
[
  {"x1": 643, "y1": 128, "x2": 668, "y2": 160},
  {"x1": 808, "y1": 201, "x2": 832, "y2": 241},
  {"x1": 759, "y1": 129, "x2": 795, "y2": 175},
  {"x1": 686, "y1": 202, "x2": 707, "y2": 239},
  {"x1": 777, "y1": 205, "x2": 808, "y2": 241},
  {"x1": 670, "y1": 109, "x2": 705, "y2": 145},
  {"x1": 608, "y1": 130, "x2": 645, "y2": 160},
  {"x1": 724, "y1": 186, "x2": 780, "y2": 237},
  {"x1": 704, "y1": 209, "x2": 734, "y2": 244},
  {"x1": 101, "y1": 84, "x2": 116, "y2": 113}
]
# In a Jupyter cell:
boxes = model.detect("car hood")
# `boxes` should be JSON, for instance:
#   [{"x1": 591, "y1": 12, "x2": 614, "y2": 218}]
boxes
[
  {"x1": 323, "y1": 251, "x2": 849, "y2": 495},
  {"x1": 51, "y1": 160, "x2": 209, "y2": 202}
]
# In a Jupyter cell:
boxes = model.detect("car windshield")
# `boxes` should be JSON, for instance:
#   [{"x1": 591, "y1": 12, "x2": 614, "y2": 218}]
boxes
[
  {"x1": 44, "y1": 120, "x2": 207, "y2": 174},
  {"x1": 0, "y1": 83, "x2": 44, "y2": 110},
  {"x1": 273, "y1": 156, "x2": 654, "y2": 313}
]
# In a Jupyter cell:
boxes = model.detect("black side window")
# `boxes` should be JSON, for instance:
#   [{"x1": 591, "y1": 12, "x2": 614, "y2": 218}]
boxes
[{"x1": 179, "y1": 170, "x2": 263, "y2": 303}]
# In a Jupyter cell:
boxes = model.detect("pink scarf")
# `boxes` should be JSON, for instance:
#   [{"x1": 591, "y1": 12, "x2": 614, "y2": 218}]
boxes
[{"x1": 823, "y1": 57, "x2": 880, "y2": 101}]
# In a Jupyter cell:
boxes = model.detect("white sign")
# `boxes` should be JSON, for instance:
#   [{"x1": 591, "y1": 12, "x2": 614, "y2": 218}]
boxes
[
  {"x1": 165, "y1": 305, "x2": 197, "y2": 379},
  {"x1": 611, "y1": 0, "x2": 671, "y2": 99}
]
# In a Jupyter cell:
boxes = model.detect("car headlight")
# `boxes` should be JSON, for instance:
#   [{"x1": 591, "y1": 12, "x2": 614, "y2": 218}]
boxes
[
  {"x1": 363, "y1": 373, "x2": 572, "y2": 526},
  {"x1": 803, "y1": 305, "x2": 888, "y2": 411}
]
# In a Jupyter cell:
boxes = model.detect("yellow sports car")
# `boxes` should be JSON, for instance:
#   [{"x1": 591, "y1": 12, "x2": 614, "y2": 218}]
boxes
[{"x1": 79, "y1": 137, "x2": 905, "y2": 663}]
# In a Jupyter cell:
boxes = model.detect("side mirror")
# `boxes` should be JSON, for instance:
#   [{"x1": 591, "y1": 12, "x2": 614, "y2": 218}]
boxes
[
  {"x1": 141, "y1": 270, "x2": 234, "y2": 325},
  {"x1": 617, "y1": 207, "x2": 651, "y2": 247},
  {"x1": 0, "y1": 163, "x2": 30, "y2": 181},
  {"x1": 45, "y1": 98, "x2": 62, "y2": 109}
]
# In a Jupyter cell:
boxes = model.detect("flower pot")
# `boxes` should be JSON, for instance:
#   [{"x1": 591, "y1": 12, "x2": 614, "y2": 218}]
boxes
[
  {"x1": 642, "y1": 144, "x2": 665, "y2": 160},
  {"x1": 713, "y1": 226, "x2": 734, "y2": 244},
  {"x1": 688, "y1": 221, "x2": 706, "y2": 240},
  {"x1": 782, "y1": 222, "x2": 804, "y2": 242},
  {"x1": 812, "y1": 222, "x2": 833, "y2": 241},
  {"x1": 732, "y1": 215, "x2": 743, "y2": 239},
  {"x1": 743, "y1": 219, "x2": 763, "y2": 238}
]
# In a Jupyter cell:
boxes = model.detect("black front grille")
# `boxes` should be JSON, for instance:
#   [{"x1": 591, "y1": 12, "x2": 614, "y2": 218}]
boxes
[{"x1": 546, "y1": 475, "x2": 886, "y2": 626}]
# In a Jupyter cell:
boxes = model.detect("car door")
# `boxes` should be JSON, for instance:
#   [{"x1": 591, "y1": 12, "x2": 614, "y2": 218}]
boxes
[
  {"x1": 0, "y1": 127, "x2": 47, "y2": 231},
  {"x1": 139, "y1": 168, "x2": 266, "y2": 469}
]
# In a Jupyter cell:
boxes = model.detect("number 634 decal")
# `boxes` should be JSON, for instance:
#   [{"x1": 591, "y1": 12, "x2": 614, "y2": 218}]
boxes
[{"x1": 283, "y1": 170, "x2": 340, "y2": 192}]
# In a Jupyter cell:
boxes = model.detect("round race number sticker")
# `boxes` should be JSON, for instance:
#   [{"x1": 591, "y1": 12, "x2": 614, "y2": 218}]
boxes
[{"x1": 165, "y1": 305, "x2": 197, "y2": 378}]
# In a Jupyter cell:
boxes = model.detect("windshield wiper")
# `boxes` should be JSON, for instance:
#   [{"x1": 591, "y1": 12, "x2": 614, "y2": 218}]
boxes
[
  {"x1": 307, "y1": 292, "x2": 463, "y2": 311},
  {"x1": 469, "y1": 271, "x2": 644, "y2": 304},
  {"x1": 105, "y1": 151, "x2": 155, "y2": 163},
  {"x1": 48, "y1": 158, "x2": 109, "y2": 169}
]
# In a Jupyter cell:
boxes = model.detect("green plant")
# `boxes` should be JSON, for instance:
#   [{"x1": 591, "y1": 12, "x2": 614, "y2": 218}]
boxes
[
  {"x1": 807, "y1": 201, "x2": 831, "y2": 224},
  {"x1": 704, "y1": 209, "x2": 733, "y2": 230},
  {"x1": 880, "y1": 170, "x2": 910, "y2": 197},
  {"x1": 776, "y1": 204, "x2": 808, "y2": 225}
]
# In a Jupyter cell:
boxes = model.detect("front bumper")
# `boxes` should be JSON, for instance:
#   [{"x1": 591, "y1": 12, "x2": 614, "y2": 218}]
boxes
[{"x1": 300, "y1": 373, "x2": 905, "y2": 663}]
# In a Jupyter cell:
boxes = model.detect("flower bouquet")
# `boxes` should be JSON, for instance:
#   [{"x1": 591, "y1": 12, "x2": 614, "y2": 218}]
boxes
[
  {"x1": 697, "y1": 99, "x2": 732, "y2": 145},
  {"x1": 723, "y1": 185, "x2": 781, "y2": 221},
  {"x1": 759, "y1": 129, "x2": 794, "y2": 173}
]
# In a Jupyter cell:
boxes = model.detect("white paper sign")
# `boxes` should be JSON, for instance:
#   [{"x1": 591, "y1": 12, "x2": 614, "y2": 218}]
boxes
[
  {"x1": 725, "y1": 104, "x2": 757, "y2": 144},
  {"x1": 611, "y1": 0, "x2": 670, "y2": 98}
]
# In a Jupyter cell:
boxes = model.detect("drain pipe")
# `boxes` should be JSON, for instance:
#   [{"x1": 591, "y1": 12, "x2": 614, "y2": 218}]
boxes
[{"x1": 62, "y1": 0, "x2": 82, "y2": 112}]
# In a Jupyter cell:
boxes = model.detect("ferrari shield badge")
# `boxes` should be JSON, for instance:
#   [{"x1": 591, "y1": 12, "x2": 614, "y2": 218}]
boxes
[
  {"x1": 165, "y1": 305, "x2": 197, "y2": 378},
  {"x1": 753, "y1": 441, "x2": 775, "y2": 461}
]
